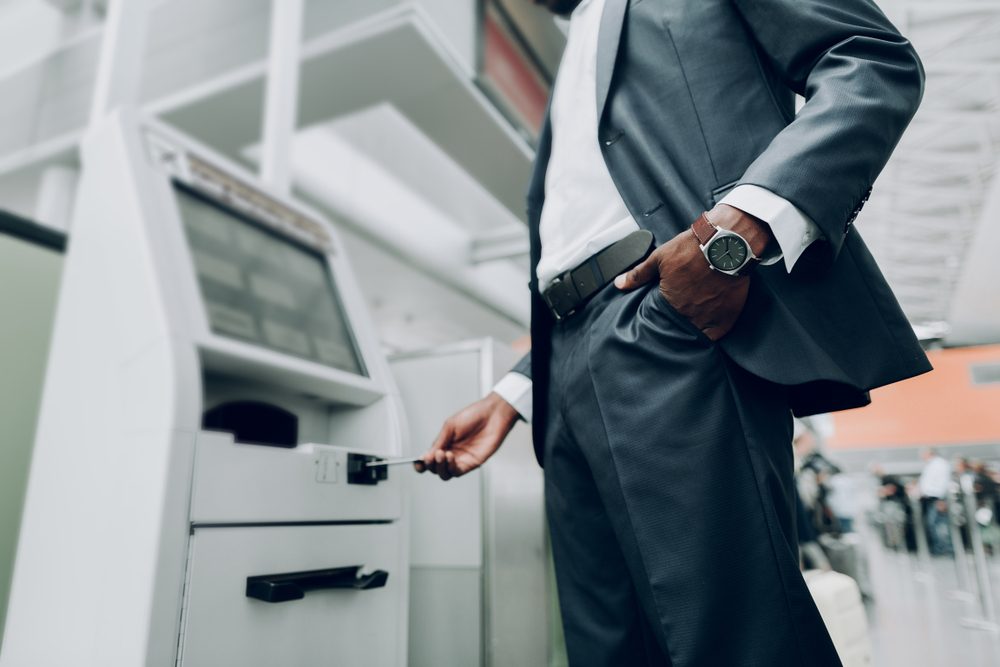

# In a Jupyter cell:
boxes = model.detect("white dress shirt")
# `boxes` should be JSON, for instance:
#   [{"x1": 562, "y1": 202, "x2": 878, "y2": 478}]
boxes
[{"x1": 494, "y1": 0, "x2": 822, "y2": 421}]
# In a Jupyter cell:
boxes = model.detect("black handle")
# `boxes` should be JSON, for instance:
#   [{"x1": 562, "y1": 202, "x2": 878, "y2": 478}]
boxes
[{"x1": 246, "y1": 566, "x2": 389, "y2": 603}]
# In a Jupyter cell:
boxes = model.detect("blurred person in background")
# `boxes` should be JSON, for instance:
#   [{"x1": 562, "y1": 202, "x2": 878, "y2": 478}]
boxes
[
  {"x1": 873, "y1": 465, "x2": 916, "y2": 552},
  {"x1": 970, "y1": 460, "x2": 1000, "y2": 554},
  {"x1": 794, "y1": 422, "x2": 823, "y2": 524},
  {"x1": 794, "y1": 420, "x2": 871, "y2": 597},
  {"x1": 794, "y1": 421, "x2": 833, "y2": 566},
  {"x1": 794, "y1": 419, "x2": 845, "y2": 534},
  {"x1": 826, "y1": 469, "x2": 859, "y2": 534},
  {"x1": 951, "y1": 457, "x2": 972, "y2": 550},
  {"x1": 972, "y1": 460, "x2": 999, "y2": 515},
  {"x1": 918, "y1": 448, "x2": 953, "y2": 556},
  {"x1": 796, "y1": 487, "x2": 833, "y2": 572}
]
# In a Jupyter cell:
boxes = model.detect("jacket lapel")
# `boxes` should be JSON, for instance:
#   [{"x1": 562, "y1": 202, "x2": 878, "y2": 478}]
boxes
[
  {"x1": 596, "y1": 0, "x2": 629, "y2": 121},
  {"x1": 526, "y1": 98, "x2": 554, "y2": 211}
]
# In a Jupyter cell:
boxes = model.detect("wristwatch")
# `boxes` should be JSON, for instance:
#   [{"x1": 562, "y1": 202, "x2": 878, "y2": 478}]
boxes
[{"x1": 690, "y1": 212, "x2": 760, "y2": 276}]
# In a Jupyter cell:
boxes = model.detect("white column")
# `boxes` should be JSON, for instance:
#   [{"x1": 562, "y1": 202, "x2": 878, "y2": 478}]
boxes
[
  {"x1": 260, "y1": 0, "x2": 304, "y2": 197},
  {"x1": 89, "y1": 0, "x2": 150, "y2": 124},
  {"x1": 34, "y1": 165, "x2": 79, "y2": 233}
]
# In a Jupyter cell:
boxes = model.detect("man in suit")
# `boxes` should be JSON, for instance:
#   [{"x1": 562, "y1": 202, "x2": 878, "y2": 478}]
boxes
[{"x1": 418, "y1": 0, "x2": 930, "y2": 664}]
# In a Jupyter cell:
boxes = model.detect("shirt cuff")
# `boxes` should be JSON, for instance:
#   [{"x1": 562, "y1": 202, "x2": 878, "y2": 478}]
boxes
[
  {"x1": 720, "y1": 185, "x2": 824, "y2": 273},
  {"x1": 492, "y1": 372, "x2": 533, "y2": 423}
]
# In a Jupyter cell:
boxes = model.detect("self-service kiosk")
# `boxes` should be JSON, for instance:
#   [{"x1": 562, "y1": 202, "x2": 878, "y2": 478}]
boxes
[{"x1": 2, "y1": 111, "x2": 408, "y2": 667}]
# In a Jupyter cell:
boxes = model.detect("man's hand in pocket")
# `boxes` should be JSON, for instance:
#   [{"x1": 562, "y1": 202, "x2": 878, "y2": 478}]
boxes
[{"x1": 613, "y1": 205, "x2": 774, "y2": 341}]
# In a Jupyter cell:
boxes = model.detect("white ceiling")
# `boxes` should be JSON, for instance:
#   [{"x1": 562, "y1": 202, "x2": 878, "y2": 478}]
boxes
[{"x1": 865, "y1": 0, "x2": 1000, "y2": 342}]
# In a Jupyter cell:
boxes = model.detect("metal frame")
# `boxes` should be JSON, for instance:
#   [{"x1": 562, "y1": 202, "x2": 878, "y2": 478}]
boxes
[
  {"x1": 260, "y1": 0, "x2": 303, "y2": 196},
  {"x1": 0, "y1": 209, "x2": 66, "y2": 252}
]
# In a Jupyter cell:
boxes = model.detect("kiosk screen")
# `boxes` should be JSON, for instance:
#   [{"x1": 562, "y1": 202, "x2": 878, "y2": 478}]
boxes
[{"x1": 175, "y1": 186, "x2": 366, "y2": 376}]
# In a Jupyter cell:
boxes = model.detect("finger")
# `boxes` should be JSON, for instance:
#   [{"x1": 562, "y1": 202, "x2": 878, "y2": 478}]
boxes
[
  {"x1": 422, "y1": 451, "x2": 438, "y2": 476},
  {"x1": 429, "y1": 421, "x2": 455, "y2": 454},
  {"x1": 421, "y1": 457, "x2": 436, "y2": 475},
  {"x1": 435, "y1": 450, "x2": 452, "y2": 481},
  {"x1": 417, "y1": 449, "x2": 438, "y2": 474},
  {"x1": 445, "y1": 451, "x2": 459, "y2": 478},
  {"x1": 614, "y1": 255, "x2": 658, "y2": 291},
  {"x1": 422, "y1": 421, "x2": 454, "y2": 476}
]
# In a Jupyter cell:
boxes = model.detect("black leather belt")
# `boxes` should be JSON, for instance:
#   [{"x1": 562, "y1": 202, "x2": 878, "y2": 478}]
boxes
[{"x1": 542, "y1": 229, "x2": 655, "y2": 321}]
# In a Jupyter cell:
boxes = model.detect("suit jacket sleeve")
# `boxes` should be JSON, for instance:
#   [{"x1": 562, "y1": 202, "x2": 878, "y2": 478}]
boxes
[
  {"x1": 730, "y1": 0, "x2": 924, "y2": 266},
  {"x1": 511, "y1": 350, "x2": 532, "y2": 380}
]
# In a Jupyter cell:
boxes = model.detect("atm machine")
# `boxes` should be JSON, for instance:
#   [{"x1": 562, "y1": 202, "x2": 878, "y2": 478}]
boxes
[{"x1": 2, "y1": 111, "x2": 408, "y2": 667}]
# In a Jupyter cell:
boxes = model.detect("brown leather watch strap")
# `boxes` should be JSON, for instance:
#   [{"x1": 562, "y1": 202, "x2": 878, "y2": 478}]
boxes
[{"x1": 691, "y1": 212, "x2": 717, "y2": 245}]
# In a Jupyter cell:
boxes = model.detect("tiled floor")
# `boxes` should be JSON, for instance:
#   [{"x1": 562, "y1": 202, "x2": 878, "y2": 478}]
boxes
[{"x1": 864, "y1": 525, "x2": 1000, "y2": 667}]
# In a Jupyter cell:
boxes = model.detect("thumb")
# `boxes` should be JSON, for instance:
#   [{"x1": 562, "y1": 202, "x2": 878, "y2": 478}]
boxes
[{"x1": 614, "y1": 255, "x2": 658, "y2": 291}]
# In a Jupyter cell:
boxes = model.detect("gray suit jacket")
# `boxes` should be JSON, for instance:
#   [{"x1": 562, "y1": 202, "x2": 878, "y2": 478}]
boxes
[{"x1": 515, "y1": 0, "x2": 932, "y2": 458}]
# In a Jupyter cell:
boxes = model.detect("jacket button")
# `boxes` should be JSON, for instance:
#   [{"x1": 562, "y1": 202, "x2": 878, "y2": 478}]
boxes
[
  {"x1": 602, "y1": 131, "x2": 624, "y2": 146},
  {"x1": 643, "y1": 202, "x2": 663, "y2": 217}
]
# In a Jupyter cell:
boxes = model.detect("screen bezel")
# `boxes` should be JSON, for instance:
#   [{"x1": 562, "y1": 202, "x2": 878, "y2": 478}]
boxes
[
  {"x1": 143, "y1": 121, "x2": 388, "y2": 407},
  {"x1": 173, "y1": 181, "x2": 369, "y2": 378}
]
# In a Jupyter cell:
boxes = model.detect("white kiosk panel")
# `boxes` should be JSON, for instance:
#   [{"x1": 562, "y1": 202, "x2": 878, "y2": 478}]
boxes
[{"x1": 180, "y1": 524, "x2": 402, "y2": 667}]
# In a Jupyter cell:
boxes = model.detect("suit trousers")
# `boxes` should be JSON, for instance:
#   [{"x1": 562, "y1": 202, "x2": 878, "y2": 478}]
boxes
[{"x1": 544, "y1": 282, "x2": 842, "y2": 666}]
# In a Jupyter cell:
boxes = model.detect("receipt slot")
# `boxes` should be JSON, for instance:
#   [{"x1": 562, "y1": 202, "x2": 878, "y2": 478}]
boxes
[{"x1": 2, "y1": 111, "x2": 408, "y2": 667}]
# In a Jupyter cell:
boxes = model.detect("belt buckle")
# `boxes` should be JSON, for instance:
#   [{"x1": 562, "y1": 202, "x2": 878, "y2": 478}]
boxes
[{"x1": 544, "y1": 275, "x2": 579, "y2": 321}]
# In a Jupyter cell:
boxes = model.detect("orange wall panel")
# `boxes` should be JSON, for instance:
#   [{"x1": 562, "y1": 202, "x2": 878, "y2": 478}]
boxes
[{"x1": 827, "y1": 345, "x2": 1000, "y2": 450}]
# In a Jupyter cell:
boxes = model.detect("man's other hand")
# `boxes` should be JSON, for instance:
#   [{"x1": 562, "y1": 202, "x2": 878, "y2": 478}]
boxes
[
  {"x1": 613, "y1": 205, "x2": 773, "y2": 341},
  {"x1": 415, "y1": 392, "x2": 519, "y2": 481}
]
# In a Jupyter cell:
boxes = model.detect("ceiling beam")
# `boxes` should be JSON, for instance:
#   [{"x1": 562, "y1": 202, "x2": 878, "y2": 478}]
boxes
[
  {"x1": 925, "y1": 63, "x2": 1000, "y2": 75},
  {"x1": 905, "y1": 2, "x2": 1000, "y2": 15},
  {"x1": 911, "y1": 109, "x2": 1000, "y2": 122},
  {"x1": 469, "y1": 226, "x2": 530, "y2": 263}
]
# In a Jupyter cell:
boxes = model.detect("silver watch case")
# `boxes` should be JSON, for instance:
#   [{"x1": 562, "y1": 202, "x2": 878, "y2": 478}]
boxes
[{"x1": 697, "y1": 227, "x2": 759, "y2": 276}]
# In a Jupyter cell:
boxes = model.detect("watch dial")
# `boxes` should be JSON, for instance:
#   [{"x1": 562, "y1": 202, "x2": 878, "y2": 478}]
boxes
[{"x1": 707, "y1": 236, "x2": 748, "y2": 272}]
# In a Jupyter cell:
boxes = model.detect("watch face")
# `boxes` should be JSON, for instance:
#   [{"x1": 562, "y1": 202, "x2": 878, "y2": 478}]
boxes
[{"x1": 707, "y1": 235, "x2": 749, "y2": 272}]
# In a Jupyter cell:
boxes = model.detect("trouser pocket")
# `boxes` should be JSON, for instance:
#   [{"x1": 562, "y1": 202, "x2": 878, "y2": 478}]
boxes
[{"x1": 642, "y1": 284, "x2": 714, "y2": 346}]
